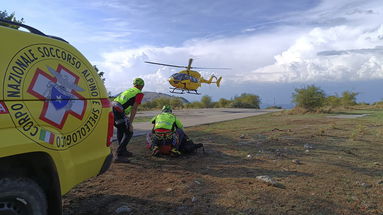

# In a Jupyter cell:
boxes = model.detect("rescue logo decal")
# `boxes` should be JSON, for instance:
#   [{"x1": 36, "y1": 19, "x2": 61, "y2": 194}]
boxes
[
  {"x1": 3, "y1": 44, "x2": 103, "y2": 150},
  {"x1": 27, "y1": 65, "x2": 87, "y2": 129}
]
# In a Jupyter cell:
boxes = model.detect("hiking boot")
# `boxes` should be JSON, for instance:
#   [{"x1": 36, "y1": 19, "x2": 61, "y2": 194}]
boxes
[
  {"x1": 118, "y1": 150, "x2": 133, "y2": 157},
  {"x1": 196, "y1": 143, "x2": 205, "y2": 153},
  {"x1": 170, "y1": 148, "x2": 181, "y2": 157},
  {"x1": 152, "y1": 146, "x2": 160, "y2": 156},
  {"x1": 195, "y1": 143, "x2": 203, "y2": 149}
]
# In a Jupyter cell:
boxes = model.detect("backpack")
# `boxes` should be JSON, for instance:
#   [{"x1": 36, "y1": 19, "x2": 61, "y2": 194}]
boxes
[{"x1": 178, "y1": 138, "x2": 204, "y2": 154}]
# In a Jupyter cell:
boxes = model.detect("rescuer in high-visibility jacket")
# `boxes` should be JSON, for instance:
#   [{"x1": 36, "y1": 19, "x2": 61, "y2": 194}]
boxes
[
  {"x1": 113, "y1": 78, "x2": 144, "y2": 160},
  {"x1": 149, "y1": 105, "x2": 203, "y2": 156}
]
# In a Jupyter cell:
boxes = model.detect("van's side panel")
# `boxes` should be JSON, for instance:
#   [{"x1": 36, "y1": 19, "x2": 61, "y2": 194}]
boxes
[{"x1": 0, "y1": 26, "x2": 112, "y2": 195}]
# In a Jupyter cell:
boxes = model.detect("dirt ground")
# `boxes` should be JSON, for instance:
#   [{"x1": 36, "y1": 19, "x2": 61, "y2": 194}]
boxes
[{"x1": 63, "y1": 109, "x2": 383, "y2": 215}]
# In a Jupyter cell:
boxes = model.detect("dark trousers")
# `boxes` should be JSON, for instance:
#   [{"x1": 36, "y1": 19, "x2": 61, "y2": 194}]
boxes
[
  {"x1": 116, "y1": 123, "x2": 133, "y2": 155},
  {"x1": 113, "y1": 107, "x2": 133, "y2": 155},
  {"x1": 175, "y1": 128, "x2": 186, "y2": 144}
]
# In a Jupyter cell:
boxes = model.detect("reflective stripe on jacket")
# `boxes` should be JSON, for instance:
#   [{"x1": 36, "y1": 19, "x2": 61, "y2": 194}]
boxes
[{"x1": 151, "y1": 112, "x2": 183, "y2": 131}]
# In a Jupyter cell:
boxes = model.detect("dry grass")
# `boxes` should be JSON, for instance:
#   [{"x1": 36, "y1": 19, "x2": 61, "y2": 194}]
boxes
[{"x1": 63, "y1": 108, "x2": 383, "y2": 215}]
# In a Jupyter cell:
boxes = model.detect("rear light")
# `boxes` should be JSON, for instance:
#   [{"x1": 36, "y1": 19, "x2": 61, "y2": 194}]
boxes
[
  {"x1": 101, "y1": 98, "x2": 114, "y2": 147},
  {"x1": 106, "y1": 111, "x2": 114, "y2": 147},
  {"x1": 101, "y1": 98, "x2": 112, "y2": 108}
]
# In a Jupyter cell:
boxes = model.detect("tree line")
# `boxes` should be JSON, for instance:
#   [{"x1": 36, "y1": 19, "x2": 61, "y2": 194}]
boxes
[
  {"x1": 292, "y1": 85, "x2": 361, "y2": 111},
  {"x1": 0, "y1": 10, "x2": 24, "y2": 29},
  {"x1": 139, "y1": 93, "x2": 261, "y2": 111},
  {"x1": 140, "y1": 84, "x2": 376, "y2": 112}
]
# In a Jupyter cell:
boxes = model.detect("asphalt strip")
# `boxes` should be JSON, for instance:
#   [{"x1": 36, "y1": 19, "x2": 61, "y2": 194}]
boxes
[
  {"x1": 326, "y1": 114, "x2": 368, "y2": 119},
  {"x1": 112, "y1": 108, "x2": 282, "y2": 138}
]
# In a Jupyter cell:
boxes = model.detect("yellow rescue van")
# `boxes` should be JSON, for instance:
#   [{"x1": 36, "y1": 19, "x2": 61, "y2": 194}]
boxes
[{"x1": 0, "y1": 19, "x2": 114, "y2": 214}]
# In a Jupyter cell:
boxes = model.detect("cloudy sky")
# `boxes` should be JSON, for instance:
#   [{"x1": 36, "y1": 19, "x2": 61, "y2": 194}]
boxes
[{"x1": 3, "y1": 0, "x2": 383, "y2": 106}]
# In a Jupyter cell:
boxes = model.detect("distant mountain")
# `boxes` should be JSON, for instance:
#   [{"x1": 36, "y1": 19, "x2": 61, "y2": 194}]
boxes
[{"x1": 142, "y1": 91, "x2": 190, "y2": 103}]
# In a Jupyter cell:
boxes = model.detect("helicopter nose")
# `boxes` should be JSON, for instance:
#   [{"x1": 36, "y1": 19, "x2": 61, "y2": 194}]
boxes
[{"x1": 168, "y1": 79, "x2": 177, "y2": 87}]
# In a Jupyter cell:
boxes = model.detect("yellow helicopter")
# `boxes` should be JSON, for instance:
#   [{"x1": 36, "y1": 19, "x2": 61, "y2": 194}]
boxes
[{"x1": 145, "y1": 58, "x2": 227, "y2": 95}]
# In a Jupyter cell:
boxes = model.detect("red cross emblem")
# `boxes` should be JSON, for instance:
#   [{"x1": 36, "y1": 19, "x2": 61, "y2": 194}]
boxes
[{"x1": 27, "y1": 64, "x2": 87, "y2": 129}]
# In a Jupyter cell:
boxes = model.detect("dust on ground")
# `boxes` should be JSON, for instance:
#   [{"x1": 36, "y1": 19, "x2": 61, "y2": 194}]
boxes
[{"x1": 63, "y1": 110, "x2": 383, "y2": 215}]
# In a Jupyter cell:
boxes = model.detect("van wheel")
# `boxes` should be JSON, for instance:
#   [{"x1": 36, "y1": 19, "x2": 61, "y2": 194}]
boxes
[{"x1": 0, "y1": 178, "x2": 47, "y2": 215}]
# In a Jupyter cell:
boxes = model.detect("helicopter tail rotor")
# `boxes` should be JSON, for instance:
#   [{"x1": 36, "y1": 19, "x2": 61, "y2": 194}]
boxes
[{"x1": 216, "y1": 76, "x2": 222, "y2": 87}]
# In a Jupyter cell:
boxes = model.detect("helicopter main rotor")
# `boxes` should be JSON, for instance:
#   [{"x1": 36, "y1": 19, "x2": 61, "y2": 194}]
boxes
[{"x1": 144, "y1": 58, "x2": 231, "y2": 70}]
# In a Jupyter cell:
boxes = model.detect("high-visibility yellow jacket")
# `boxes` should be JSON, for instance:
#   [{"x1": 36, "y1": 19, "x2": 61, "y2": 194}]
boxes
[
  {"x1": 151, "y1": 112, "x2": 183, "y2": 131},
  {"x1": 113, "y1": 87, "x2": 142, "y2": 115}
]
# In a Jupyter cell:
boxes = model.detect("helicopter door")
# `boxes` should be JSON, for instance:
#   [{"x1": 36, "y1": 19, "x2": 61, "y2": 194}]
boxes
[{"x1": 190, "y1": 76, "x2": 198, "y2": 83}]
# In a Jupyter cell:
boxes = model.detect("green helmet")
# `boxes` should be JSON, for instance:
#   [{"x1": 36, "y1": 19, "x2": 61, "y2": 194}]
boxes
[
  {"x1": 133, "y1": 78, "x2": 145, "y2": 86},
  {"x1": 162, "y1": 105, "x2": 172, "y2": 113}
]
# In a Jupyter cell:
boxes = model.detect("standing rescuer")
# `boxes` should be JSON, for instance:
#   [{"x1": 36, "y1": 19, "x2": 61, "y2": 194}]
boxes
[{"x1": 112, "y1": 78, "x2": 145, "y2": 161}]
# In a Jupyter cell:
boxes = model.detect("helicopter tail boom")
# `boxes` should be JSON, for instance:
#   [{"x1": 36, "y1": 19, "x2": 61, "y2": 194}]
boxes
[{"x1": 200, "y1": 75, "x2": 222, "y2": 87}]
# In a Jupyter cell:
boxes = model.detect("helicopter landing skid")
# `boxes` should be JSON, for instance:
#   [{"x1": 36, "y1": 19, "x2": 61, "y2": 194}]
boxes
[{"x1": 169, "y1": 87, "x2": 200, "y2": 95}]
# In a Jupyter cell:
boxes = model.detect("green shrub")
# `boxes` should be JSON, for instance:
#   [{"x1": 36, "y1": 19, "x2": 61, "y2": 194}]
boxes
[
  {"x1": 230, "y1": 93, "x2": 260, "y2": 108},
  {"x1": 201, "y1": 95, "x2": 213, "y2": 108},
  {"x1": 292, "y1": 85, "x2": 325, "y2": 111},
  {"x1": 215, "y1": 98, "x2": 232, "y2": 108},
  {"x1": 340, "y1": 91, "x2": 358, "y2": 106},
  {"x1": 325, "y1": 95, "x2": 342, "y2": 107}
]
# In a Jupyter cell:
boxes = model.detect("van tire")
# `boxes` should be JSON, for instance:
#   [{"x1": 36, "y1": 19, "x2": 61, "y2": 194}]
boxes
[{"x1": 0, "y1": 178, "x2": 48, "y2": 215}]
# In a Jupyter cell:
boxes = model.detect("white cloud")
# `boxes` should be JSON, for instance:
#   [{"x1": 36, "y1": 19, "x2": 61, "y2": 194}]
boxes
[
  {"x1": 251, "y1": 25, "x2": 383, "y2": 82},
  {"x1": 99, "y1": 24, "x2": 383, "y2": 94},
  {"x1": 88, "y1": 31, "x2": 132, "y2": 42},
  {"x1": 95, "y1": 0, "x2": 383, "y2": 96},
  {"x1": 99, "y1": 24, "x2": 383, "y2": 95},
  {"x1": 97, "y1": 27, "x2": 303, "y2": 94}
]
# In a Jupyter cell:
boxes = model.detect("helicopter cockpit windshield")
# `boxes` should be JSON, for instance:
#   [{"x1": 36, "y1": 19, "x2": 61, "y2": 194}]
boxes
[{"x1": 171, "y1": 73, "x2": 198, "y2": 83}]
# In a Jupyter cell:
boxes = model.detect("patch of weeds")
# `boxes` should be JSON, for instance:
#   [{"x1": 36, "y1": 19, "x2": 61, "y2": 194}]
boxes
[
  {"x1": 286, "y1": 107, "x2": 310, "y2": 115},
  {"x1": 329, "y1": 123, "x2": 337, "y2": 129},
  {"x1": 349, "y1": 124, "x2": 367, "y2": 140},
  {"x1": 375, "y1": 128, "x2": 383, "y2": 138},
  {"x1": 316, "y1": 106, "x2": 332, "y2": 114},
  {"x1": 267, "y1": 133, "x2": 279, "y2": 141},
  {"x1": 318, "y1": 127, "x2": 326, "y2": 136},
  {"x1": 349, "y1": 131, "x2": 358, "y2": 141},
  {"x1": 271, "y1": 111, "x2": 283, "y2": 117}
]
